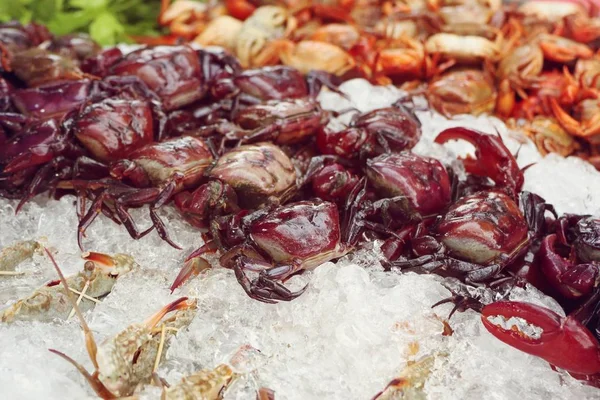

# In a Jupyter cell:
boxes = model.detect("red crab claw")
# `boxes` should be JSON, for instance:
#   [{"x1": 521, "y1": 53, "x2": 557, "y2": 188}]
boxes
[
  {"x1": 538, "y1": 234, "x2": 598, "y2": 300},
  {"x1": 481, "y1": 301, "x2": 600, "y2": 375},
  {"x1": 170, "y1": 256, "x2": 212, "y2": 293},
  {"x1": 435, "y1": 127, "x2": 523, "y2": 198}
]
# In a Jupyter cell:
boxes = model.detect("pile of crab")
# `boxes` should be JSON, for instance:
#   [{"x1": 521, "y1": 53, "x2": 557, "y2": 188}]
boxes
[
  {"x1": 2, "y1": 19, "x2": 600, "y2": 398},
  {"x1": 156, "y1": 0, "x2": 600, "y2": 168}
]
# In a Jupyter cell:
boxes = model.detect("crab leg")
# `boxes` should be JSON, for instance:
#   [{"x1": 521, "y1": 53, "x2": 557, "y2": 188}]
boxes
[{"x1": 481, "y1": 301, "x2": 600, "y2": 375}]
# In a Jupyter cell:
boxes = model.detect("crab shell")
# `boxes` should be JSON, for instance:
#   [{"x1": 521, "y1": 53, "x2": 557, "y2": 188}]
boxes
[
  {"x1": 366, "y1": 152, "x2": 452, "y2": 217},
  {"x1": 11, "y1": 80, "x2": 91, "y2": 119},
  {"x1": 232, "y1": 66, "x2": 309, "y2": 101},
  {"x1": 71, "y1": 98, "x2": 155, "y2": 162},
  {"x1": 234, "y1": 98, "x2": 326, "y2": 144},
  {"x1": 115, "y1": 136, "x2": 214, "y2": 190},
  {"x1": 436, "y1": 191, "x2": 528, "y2": 264},
  {"x1": 1, "y1": 252, "x2": 136, "y2": 323},
  {"x1": 11, "y1": 48, "x2": 86, "y2": 87},
  {"x1": 109, "y1": 45, "x2": 204, "y2": 111},
  {"x1": 425, "y1": 33, "x2": 498, "y2": 64},
  {"x1": 427, "y1": 69, "x2": 497, "y2": 116},
  {"x1": 162, "y1": 364, "x2": 235, "y2": 400},
  {"x1": 250, "y1": 200, "x2": 349, "y2": 268},
  {"x1": 207, "y1": 142, "x2": 296, "y2": 209},
  {"x1": 96, "y1": 324, "x2": 152, "y2": 397}
]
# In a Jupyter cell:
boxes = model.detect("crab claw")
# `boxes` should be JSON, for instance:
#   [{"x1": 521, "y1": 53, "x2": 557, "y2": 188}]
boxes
[
  {"x1": 435, "y1": 127, "x2": 523, "y2": 197},
  {"x1": 170, "y1": 257, "x2": 212, "y2": 293},
  {"x1": 481, "y1": 301, "x2": 600, "y2": 375},
  {"x1": 538, "y1": 234, "x2": 598, "y2": 299}
]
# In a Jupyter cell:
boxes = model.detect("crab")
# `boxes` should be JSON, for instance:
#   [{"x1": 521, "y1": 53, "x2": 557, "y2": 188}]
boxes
[
  {"x1": 160, "y1": 364, "x2": 237, "y2": 400},
  {"x1": 426, "y1": 68, "x2": 497, "y2": 117},
  {"x1": 1, "y1": 250, "x2": 137, "y2": 323},
  {"x1": 234, "y1": 6, "x2": 297, "y2": 68},
  {"x1": 174, "y1": 142, "x2": 298, "y2": 231},
  {"x1": 58, "y1": 136, "x2": 214, "y2": 249},
  {"x1": 550, "y1": 98, "x2": 600, "y2": 144},
  {"x1": 364, "y1": 151, "x2": 452, "y2": 221},
  {"x1": 0, "y1": 239, "x2": 44, "y2": 276},
  {"x1": 316, "y1": 100, "x2": 422, "y2": 161},
  {"x1": 171, "y1": 193, "x2": 365, "y2": 303},
  {"x1": 277, "y1": 40, "x2": 357, "y2": 76},
  {"x1": 519, "y1": 116, "x2": 580, "y2": 157}
]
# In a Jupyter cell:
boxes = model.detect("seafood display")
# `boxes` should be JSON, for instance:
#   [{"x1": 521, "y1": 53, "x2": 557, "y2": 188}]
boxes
[
  {"x1": 157, "y1": 0, "x2": 600, "y2": 167},
  {"x1": 2, "y1": 10, "x2": 600, "y2": 400}
]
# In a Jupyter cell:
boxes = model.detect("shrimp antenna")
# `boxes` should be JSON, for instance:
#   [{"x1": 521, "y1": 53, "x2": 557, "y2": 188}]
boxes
[
  {"x1": 49, "y1": 349, "x2": 116, "y2": 399},
  {"x1": 44, "y1": 247, "x2": 99, "y2": 369}
]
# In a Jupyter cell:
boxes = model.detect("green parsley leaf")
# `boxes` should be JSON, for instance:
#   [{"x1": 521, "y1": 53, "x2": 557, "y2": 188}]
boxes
[{"x1": 1, "y1": 0, "x2": 164, "y2": 45}]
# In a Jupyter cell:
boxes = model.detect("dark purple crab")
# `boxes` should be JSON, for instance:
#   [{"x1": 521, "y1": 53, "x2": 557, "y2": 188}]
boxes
[
  {"x1": 42, "y1": 33, "x2": 101, "y2": 65},
  {"x1": 316, "y1": 99, "x2": 422, "y2": 161},
  {"x1": 107, "y1": 45, "x2": 241, "y2": 111},
  {"x1": 211, "y1": 65, "x2": 343, "y2": 103},
  {"x1": 174, "y1": 142, "x2": 298, "y2": 228},
  {"x1": 365, "y1": 152, "x2": 452, "y2": 222},
  {"x1": 386, "y1": 127, "x2": 531, "y2": 283},
  {"x1": 190, "y1": 97, "x2": 329, "y2": 148},
  {"x1": 57, "y1": 135, "x2": 215, "y2": 250},
  {"x1": 172, "y1": 197, "x2": 360, "y2": 303},
  {"x1": 536, "y1": 215, "x2": 600, "y2": 302},
  {"x1": 9, "y1": 48, "x2": 93, "y2": 87}
]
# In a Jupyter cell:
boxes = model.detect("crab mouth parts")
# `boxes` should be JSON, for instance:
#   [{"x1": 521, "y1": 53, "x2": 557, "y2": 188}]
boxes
[{"x1": 485, "y1": 314, "x2": 544, "y2": 342}]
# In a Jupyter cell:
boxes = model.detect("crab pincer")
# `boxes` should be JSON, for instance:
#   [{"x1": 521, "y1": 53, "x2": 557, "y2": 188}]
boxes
[
  {"x1": 538, "y1": 234, "x2": 599, "y2": 300},
  {"x1": 435, "y1": 127, "x2": 523, "y2": 198},
  {"x1": 481, "y1": 301, "x2": 600, "y2": 376}
]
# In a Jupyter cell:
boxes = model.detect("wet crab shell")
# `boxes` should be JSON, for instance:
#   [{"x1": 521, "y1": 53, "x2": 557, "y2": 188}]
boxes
[
  {"x1": 365, "y1": 152, "x2": 452, "y2": 217},
  {"x1": 10, "y1": 48, "x2": 85, "y2": 87},
  {"x1": 207, "y1": 142, "x2": 296, "y2": 209},
  {"x1": 427, "y1": 69, "x2": 497, "y2": 116},
  {"x1": 121, "y1": 136, "x2": 214, "y2": 190},
  {"x1": 354, "y1": 106, "x2": 422, "y2": 150},
  {"x1": 96, "y1": 324, "x2": 151, "y2": 397},
  {"x1": 234, "y1": 98, "x2": 326, "y2": 143},
  {"x1": 436, "y1": 191, "x2": 528, "y2": 264},
  {"x1": 11, "y1": 80, "x2": 91, "y2": 119},
  {"x1": 161, "y1": 364, "x2": 235, "y2": 400},
  {"x1": 109, "y1": 45, "x2": 204, "y2": 111},
  {"x1": 0, "y1": 22, "x2": 52, "y2": 53},
  {"x1": 250, "y1": 200, "x2": 348, "y2": 268},
  {"x1": 232, "y1": 66, "x2": 309, "y2": 100},
  {"x1": 43, "y1": 34, "x2": 102, "y2": 64},
  {"x1": 70, "y1": 98, "x2": 156, "y2": 162}
]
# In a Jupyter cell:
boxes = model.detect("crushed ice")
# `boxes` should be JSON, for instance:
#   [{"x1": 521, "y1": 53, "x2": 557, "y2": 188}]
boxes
[{"x1": 0, "y1": 79, "x2": 598, "y2": 399}]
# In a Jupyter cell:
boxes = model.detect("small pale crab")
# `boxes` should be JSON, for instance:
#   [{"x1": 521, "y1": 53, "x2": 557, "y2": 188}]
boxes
[
  {"x1": 0, "y1": 239, "x2": 44, "y2": 276},
  {"x1": 43, "y1": 249, "x2": 198, "y2": 398},
  {"x1": 158, "y1": 364, "x2": 237, "y2": 400},
  {"x1": 1, "y1": 250, "x2": 136, "y2": 323}
]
